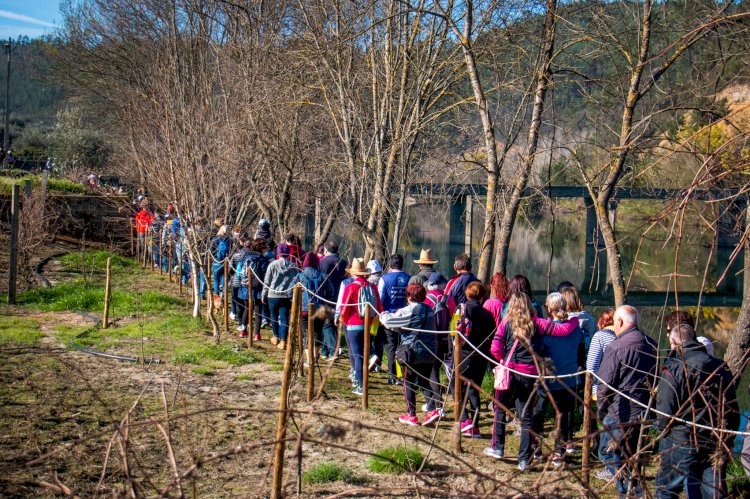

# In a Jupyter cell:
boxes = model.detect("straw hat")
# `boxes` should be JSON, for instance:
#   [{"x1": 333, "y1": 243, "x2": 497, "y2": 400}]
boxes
[
  {"x1": 349, "y1": 258, "x2": 371, "y2": 276},
  {"x1": 414, "y1": 249, "x2": 438, "y2": 265}
]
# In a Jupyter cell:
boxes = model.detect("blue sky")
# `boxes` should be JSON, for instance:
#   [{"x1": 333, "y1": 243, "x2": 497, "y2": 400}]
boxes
[{"x1": 0, "y1": 0, "x2": 60, "y2": 39}]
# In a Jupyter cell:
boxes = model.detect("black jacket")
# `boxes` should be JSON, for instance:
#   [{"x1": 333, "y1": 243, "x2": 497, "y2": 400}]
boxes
[
  {"x1": 654, "y1": 341, "x2": 739, "y2": 445},
  {"x1": 461, "y1": 299, "x2": 496, "y2": 358},
  {"x1": 597, "y1": 326, "x2": 658, "y2": 422}
]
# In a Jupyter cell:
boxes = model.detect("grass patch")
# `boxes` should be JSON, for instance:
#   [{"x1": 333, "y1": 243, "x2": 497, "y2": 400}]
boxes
[
  {"x1": 0, "y1": 174, "x2": 85, "y2": 194},
  {"x1": 367, "y1": 446, "x2": 427, "y2": 474},
  {"x1": 175, "y1": 344, "x2": 260, "y2": 366},
  {"x1": 18, "y1": 280, "x2": 184, "y2": 314},
  {"x1": 303, "y1": 462, "x2": 356, "y2": 485},
  {"x1": 191, "y1": 366, "x2": 215, "y2": 376},
  {"x1": 728, "y1": 457, "x2": 750, "y2": 498},
  {"x1": 59, "y1": 250, "x2": 136, "y2": 273},
  {"x1": 0, "y1": 316, "x2": 43, "y2": 345},
  {"x1": 236, "y1": 374, "x2": 252, "y2": 381}
]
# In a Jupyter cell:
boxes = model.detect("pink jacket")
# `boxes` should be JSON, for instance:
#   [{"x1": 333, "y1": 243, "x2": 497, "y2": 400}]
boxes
[
  {"x1": 490, "y1": 316, "x2": 580, "y2": 375},
  {"x1": 483, "y1": 297, "x2": 506, "y2": 328}
]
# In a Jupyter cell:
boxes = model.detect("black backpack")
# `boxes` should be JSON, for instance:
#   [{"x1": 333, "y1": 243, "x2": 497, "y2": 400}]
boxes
[{"x1": 426, "y1": 293, "x2": 450, "y2": 331}]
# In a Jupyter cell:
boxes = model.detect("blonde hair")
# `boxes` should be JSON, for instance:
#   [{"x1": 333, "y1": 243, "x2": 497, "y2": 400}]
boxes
[
  {"x1": 545, "y1": 292, "x2": 568, "y2": 321},
  {"x1": 507, "y1": 292, "x2": 536, "y2": 342}
]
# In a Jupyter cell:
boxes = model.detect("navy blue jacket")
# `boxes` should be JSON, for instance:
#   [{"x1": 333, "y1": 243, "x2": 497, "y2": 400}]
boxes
[{"x1": 379, "y1": 270, "x2": 411, "y2": 312}]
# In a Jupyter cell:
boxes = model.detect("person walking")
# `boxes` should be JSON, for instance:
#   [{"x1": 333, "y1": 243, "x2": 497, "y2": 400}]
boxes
[
  {"x1": 380, "y1": 283, "x2": 440, "y2": 427},
  {"x1": 339, "y1": 258, "x2": 383, "y2": 395},
  {"x1": 424, "y1": 272, "x2": 455, "y2": 416},
  {"x1": 486, "y1": 293, "x2": 581, "y2": 469},
  {"x1": 246, "y1": 238, "x2": 269, "y2": 341},
  {"x1": 445, "y1": 254, "x2": 478, "y2": 306},
  {"x1": 586, "y1": 308, "x2": 616, "y2": 399},
  {"x1": 229, "y1": 235, "x2": 250, "y2": 333},
  {"x1": 378, "y1": 254, "x2": 411, "y2": 383},
  {"x1": 409, "y1": 249, "x2": 439, "y2": 286},
  {"x1": 366, "y1": 259, "x2": 385, "y2": 372},
  {"x1": 532, "y1": 292, "x2": 584, "y2": 466},
  {"x1": 209, "y1": 225, "x2": 233, "y2": 311},
  {"x1": 261, "y1": 243, "x2": 300, "y2": 350},
  {"x1": 595, "y1": 305, "x2": 658, "y2": 495},
  {"x1": 298, "y1": 252, "x2": 335, "y2": 360},
  {"x1": 654, "y1": 323, "x2": 739, "y2": 499},
  {"x1": 484, "y1": 272, "x2": 509, "y2": 327},
  {"x1": 320, "y1": 240, "x2": 349, "y2": 292},
  {"x1": 558, "y1": 285, "x2": 596, "y2": 351}
]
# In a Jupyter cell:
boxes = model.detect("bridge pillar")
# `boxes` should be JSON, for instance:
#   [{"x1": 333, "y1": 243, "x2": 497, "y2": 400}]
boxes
[
  {"x1": 716, "y1": 200, "x2": 743, "y2": 295},
  {"x1": 304, "y1": 209, "x2": 315, "y2": 250},
  {"x1": 581, "y1": 199, "x2": 607, "y2": 294},
  {"x1": 449, "y1": 194, "x2": 472, "y2": 257}
]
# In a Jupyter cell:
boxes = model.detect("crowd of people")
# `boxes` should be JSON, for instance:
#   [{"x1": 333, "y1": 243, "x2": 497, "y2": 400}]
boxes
[{"x1": 132, "y1": 206, "x2": 747, "y2": 497}]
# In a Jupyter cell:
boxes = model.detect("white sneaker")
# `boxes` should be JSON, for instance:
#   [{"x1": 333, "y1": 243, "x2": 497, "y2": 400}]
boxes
[
  {"x1": 421, "y1": 403, "x2": 429, "y2": 412},
  {"x1": 237, "y1": 325, "x2": 245, "y2": 332},
  {"x1": 230, "y1": 312, "x2": 236, "y2": 321},
  {"x1": 368, "y1": 355, "x2": 379, "y2": 371}
]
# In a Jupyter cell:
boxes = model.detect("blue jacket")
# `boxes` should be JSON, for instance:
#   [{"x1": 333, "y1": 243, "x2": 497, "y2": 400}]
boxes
[
  {"x1": 540, "y1": 320, "x2": 584, "y2": 390},
  {"x1": 378, "y1": 270, "x2": 411, "y2": 312}
]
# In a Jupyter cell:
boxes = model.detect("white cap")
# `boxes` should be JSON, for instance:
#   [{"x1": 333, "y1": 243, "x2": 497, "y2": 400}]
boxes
[{"x1": 366, "y1": 259, "x2": 383, "y2": 274}]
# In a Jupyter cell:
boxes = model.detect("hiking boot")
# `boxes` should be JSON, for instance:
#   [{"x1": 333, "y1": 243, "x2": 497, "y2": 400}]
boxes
[
  {"x1": 270, "y1": 336, "x2": 279, "y2": 346},
  {"x1": 398, "y1": 414, "x2": 419, "y2": 426},
  {"x1": 422, "y1": 410, "x2": 442, "y2": 426},
  {"x1": 253, "y1": 333, "x2": 261, "y2": 341},
  {"x1": 277, "y1": 340, "x2": 286, "y2": 350},
  {"x1": 483, "y1": 447, "x2": 504, "y2": 459}
]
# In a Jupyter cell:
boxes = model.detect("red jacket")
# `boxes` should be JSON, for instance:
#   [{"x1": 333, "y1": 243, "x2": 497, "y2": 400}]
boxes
[
  {"x1": 340, "y1": 277, "x2": 383, "y2": 328},
  {"x1": 135, "y1": 209, "x2": 154, "y2": 234}
]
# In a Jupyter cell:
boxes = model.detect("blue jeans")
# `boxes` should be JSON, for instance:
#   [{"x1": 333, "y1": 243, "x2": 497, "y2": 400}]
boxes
[
  {"x1": 346, "y1": 327, "x2": 365, "y2": 388},
  {"x1": 321, "y1": 318, "x2": 338, "y2": 357},
  {"x1": 211, "y1": 262, "x2": 224, "y2": 296},
  {"x1": 654, "y1": 434, "x2": 726, "y2": 498},
  {"x1": 268, "y1": 297, "x2": 291, "y2": 341},
  {"x1": 599, "y1": 415, "x2": 643, "y2": 496}
]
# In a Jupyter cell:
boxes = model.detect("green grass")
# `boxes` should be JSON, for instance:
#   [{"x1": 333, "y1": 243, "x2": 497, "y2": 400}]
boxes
[
  {"x1": 0, "y1": 316, "x2": 44, "y2": 345},
  {"x1": 59, "y1": 250, "x2": 136, "y2": 273},
  {"x1": 175, "y1": 344, "x2": 260, "y2": 366},
  {"x1": 0, "y1": 174, "x2": 85, "y2": 194},
  {"x1": 18, "y1": 280, "x2": 184, "y2": 314},
  {"x1": 302, "y1": 461, "x2": 356, "y2": 485},
  {"x1": 727, "y1": 457, "x2": 750, "y2": 498},
  {"x1": 191, "y1": 366, "x2": 215, "y2": 376},
  {"x1": 367, "y1": 446, "x2": 427, "y2": 474}
]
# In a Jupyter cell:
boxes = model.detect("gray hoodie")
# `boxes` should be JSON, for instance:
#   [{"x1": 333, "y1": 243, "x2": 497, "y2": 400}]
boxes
[{"x1": 262, "y1": 257, "x2": 299, "y2": 300}]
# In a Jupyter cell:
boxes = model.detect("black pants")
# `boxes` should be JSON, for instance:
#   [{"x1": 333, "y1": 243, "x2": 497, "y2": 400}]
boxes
[
  {"x1": 371, "y1": 325, "x2": 385, "y2": 367},
  {"x1": 428, "y1": 340, "x2": 448, "y2": 411},
  {"x1": 301, "y1": 312, "x2": 324, "y2": 351},
  {"x1": 460, "y1": 354, "x2": 488, "y2": 428},
  {"x1": 384, "y1": 328, "x2": 400, "y2": 375},
  {"x1": 492, "y1": 373, "x2": 538, "y2": 462},
  {"x1": 251, "y1": 300, "x2": 263, "y2": 336},
  {"x1": 403, "y1": 361, "x2": 436, "y2": 417},
  {"x1": 533, "y1": 388, "x2": 575, "y2": 454},
  {"x1": 232, "y1": 288, "x2": 248, "y2": 327}
]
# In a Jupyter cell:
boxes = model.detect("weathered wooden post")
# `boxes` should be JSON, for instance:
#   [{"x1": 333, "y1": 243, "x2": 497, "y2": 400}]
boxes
[
  {"x1": 167, "y1": 238, "x2": 173, "y2": 283},
  {"x1": 582, "y1": 371, "x2": 593, "y2": 489},
  {"x1": 103, "y1": 257, "x2": 112, "y2": 329},
  {"x1": 158, "y1": 232, "x2": 163, "y2": 276},
  {"x1": 453, "y1": 332, "x2": 462, "y2": 453},
  {"x1": 7, "y1": 184, "x2": 19, "y2": 304},
  {"x1": 271, "y1": 284, "x2": 301, "y2": 499},
  {"x1": 297, "y1": 295, "x2": 305, "y2": 377},
  {"x1": 362, "y1": 311, "x2": 371, "y2": 410},
  {"x1": 307, "y1": 303, "x2": 315, "y2": 402},
  {"x1": 223, "y1": 259, "x2": 229, "y2": 335}
]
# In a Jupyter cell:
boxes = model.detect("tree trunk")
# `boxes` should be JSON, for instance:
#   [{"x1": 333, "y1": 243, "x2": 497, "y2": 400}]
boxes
[
  {"x1": 494, "y1": 0, "x2": 557, "y2": 276},
  {"x1": 726, "y1": 204, "x2": 750, "y2": 375}
]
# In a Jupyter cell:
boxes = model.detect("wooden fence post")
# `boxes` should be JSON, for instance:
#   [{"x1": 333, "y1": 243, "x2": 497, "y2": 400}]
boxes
[
  {"x1": 7, "y1": 184, "x2": 19, "y2": 304},
  {"x1": 297, "y1": 296, "x2": 305, "y2": 377},
  {"x1": 307, "y1": 303, "x2": 315, "y2": 402},
  {"x1": 271, "y1": 284, "x2": 301, "y2": 499},
  {"x1": 103, "y1": 257, "x2": 112, "y2": 329},
  {"x1": 582, "y1": 371, "x2": 593, "y2": 489},
  {"x1": 362, "y1": 311, "x2": 371, "y2": 410},
  {"x1": 168, "y1": 239, "x2": 173, "y2": 283},
  {"x1": 158, "y1": 233, "x2": 163, "y2": 276},
  {"x1": 453, "y1": 332, "x2": 462, "y2": 453},
  {"x1": 223, "y1": 259, "x2": 229, "y2": 335}
]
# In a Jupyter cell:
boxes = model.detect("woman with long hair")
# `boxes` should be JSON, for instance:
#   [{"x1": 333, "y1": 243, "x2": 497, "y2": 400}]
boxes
[
  {"x1": 502, "y1": 274, "x2": 543, "y2": 318},
  {"x1": 484, "y1": 272, "x2": 509, "y2": 328}
]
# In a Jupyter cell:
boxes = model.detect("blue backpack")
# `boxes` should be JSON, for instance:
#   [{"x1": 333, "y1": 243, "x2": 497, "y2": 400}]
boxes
[
  {"x1": 215, "y1": 237, "x2": 230, "y2": 260},
  {"x1": 236, "y1": 259, "x2": 249, "y2": 300},
  {"x1": 304, "y1": 272, "x2": 326, "y2": 307}
]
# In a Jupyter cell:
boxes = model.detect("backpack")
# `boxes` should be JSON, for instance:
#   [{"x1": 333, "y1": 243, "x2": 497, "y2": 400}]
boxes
[
  {"x1": 245, "y1": 253, "x2": 267, "y2": 289},
  {"x1": 236, "y1": 259, "x2": 250, "y2": 300},
  {"x1": 426, "y1": 293, "x2": 450, "y2": 331},
  {"x1": 215, "y1": 237, "x2": 230, "y2": 260},
  {"x1": 454, "y1": 303, "x2": 472, "y2": 341},
  {"x1": 304, "y1": 271, "x2": 325, "y2": 307},
  {"x1": 355, "y1": 281, "x2": 378, "y2": 319}
]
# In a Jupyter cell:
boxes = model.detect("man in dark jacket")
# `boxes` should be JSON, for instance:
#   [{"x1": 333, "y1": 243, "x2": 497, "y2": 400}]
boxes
[
  {"x1": 596, "y1": 305, "x2": 658, "y2": 495},
  {"x1": 379, "y1": 254, "x2": 411, "y2": 383},
  {"x1": 319, "y1": 240, "x2": 348, "y2": 292},
  {"x1": 654, "y1": 323, "x2": 739, "y2": 499},
  {"x1": 445, "y1": 254, "x2": 478, "y2": 306},
  {"x1": 409, "y1": 249, "x2": 439, "y2": 286}
]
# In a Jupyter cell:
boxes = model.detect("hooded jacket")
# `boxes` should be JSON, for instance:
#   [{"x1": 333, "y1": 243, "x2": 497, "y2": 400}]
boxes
[
  {"x1": 380, "y1": 302, "x2": 437, "y2": 364},
  {"x1": 262, "y1": 257, "x2": 299, "y2": 300},
  {"x1": 654, "y1": 340, "x2": 739, "y2": 444}
]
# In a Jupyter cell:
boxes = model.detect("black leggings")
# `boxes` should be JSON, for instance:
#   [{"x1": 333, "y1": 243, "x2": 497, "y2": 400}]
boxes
[
  {"x1": 232, "y1": 288, "x2": 248, "y2": 327},
  {"x1": 460, "y1": 355, "x2": 488, "y2": 427},
  {"x1": 252, "y1": 301, "x2": 262, "y2": 336},
  {"x1": 403, "y1": 362, "x2": 436, "y2": 417}
]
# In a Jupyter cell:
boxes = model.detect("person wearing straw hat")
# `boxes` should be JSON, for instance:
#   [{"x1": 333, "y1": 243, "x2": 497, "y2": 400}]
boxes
[
  {"x1": 409, "y1": 249, "x2": 439, "y2": 286},
  {"x1": 340, "y1": 258, "x2": 383, "y2": 396}
]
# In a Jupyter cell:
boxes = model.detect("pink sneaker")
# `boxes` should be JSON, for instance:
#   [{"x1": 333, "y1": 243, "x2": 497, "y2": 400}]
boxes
[
  {"x1": 460, "y1": 419, "x2": 474, "y2": 433},
  {"x1": 422, "y1": 410, "x2": 442, "y2": 426},
  {"x1": 398, "y1": 414, "x2": 419, "y2": 426}
]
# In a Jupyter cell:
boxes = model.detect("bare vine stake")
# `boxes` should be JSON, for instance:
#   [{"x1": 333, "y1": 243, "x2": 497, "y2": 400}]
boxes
[
  {"x1": 7, "y1": 184, "x2": 18, "y2": 304},
  {"x1": 158, "y1": 232, "x2": 163, "y2": 276},
  {"x1": 168, "y1": 239, "x2": 173, "y2": 283},
  {"x1": 581, "y1": 371, "x2": 592, "y2": 489},
  {"x1": 362, "y1": 311, "x2": 371, "y2": 410},
  {"x1": 223, "y1": 260, "x2": 229, "y2": 335},
  {"x1": 103, "y1": 257, "x2": 112, "y2": 329},
  {"x1": 307, "y1": 303, "x2": 315, "y2": 402},
  {"x1": 271, "y1": 284, "x2": 301, "y2": 499},
  {"x1": 453, "y1": 332, "x2": 462, "y2": 453},
  {"x1": 297, "y1": 298, "x2": 305, "y2": 377},
  {"x1": 179, "y1": 243, "x2": 184, "y2": 297}
]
